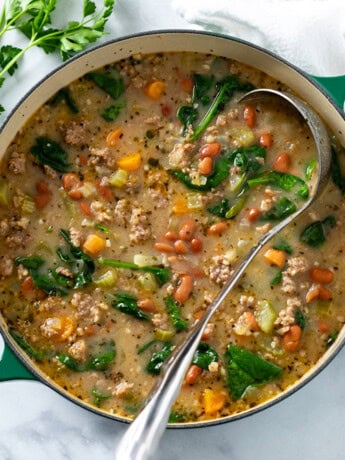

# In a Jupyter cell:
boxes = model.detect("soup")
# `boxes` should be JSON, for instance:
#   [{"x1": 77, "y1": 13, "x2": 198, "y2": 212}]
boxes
[{"x1": 0, "y1": 51, "x2": 344, "y2": 423}]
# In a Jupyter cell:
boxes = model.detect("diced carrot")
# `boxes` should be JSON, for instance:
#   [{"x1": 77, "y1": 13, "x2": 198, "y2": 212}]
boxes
[
  {"x1": 83, "y1": 234, "x2": 106, "y2": 255},
  {"x1": 145, "y1": 81, "x2": 165, "y2": 99},
  {"x1": 35, "y1": 192, "x2": 52, "y2": 209},
  {"x1": 309, "y1": 267, "x2": 334, "y2": 284},
  {"x1": 95, "y1": 178, "x2": 112, "y2": 200},
  {"x1": 247, "y1": 207, "x2": 260, "y2": 222},
  {"x1": 116, "y1": 152, "x2": 142, "y2": 171},
  {"x1": 36, "y1": 181, "x2": 50, "y2": 194},
  {"x1": 161, "y1": 104, "x2": 171, "y2": 117},
  {"x1": 172, "y1": 196, "x2": 189, "y2": 214},
  {"x1": 264, "y1": 248, "x2": 286, "y2": 268},
  {"x1": 185, "y1": 364, "x2": 203, "y2": 385},
  {"x1": 273, "y1": 152, "x2": 291, "y2": 173},
  {"x1": 68, "y1": 188, "x2": 82, "y2": 201},
  {"x1": 202, "y1": 389, "x2": 226, "y2": 415},
  {"x1": 21, "y1": 276, "x2": 35, "y2": 297},
  {"x1": 79, "y1": 201, "x2": 92, "y2": 217},
  {"x1": 283, "y1": 324, "x2": 302, "y2": 352},
  {"x1": 79, "y1": 155, "x2": 88, "y2": 166},
  {"x1": 199, "y1": 142, "x2": 222, "y2": 158},
  {"x1": 318, "y1": 320, "x2": 331, "y2": 333},
  {"x1": 62, "y1": 173, "x2": 80, "y2": 191},
  {"x1": 243, "y1": 105, "x2": 256, "y2": 128},
  {"x1": 181, "y1": 77, "x2": 194, "y2": 93},
  {"x1": 243, "y1": 311, "x2": 260, "y2": 332},
  {"x1": 259, "y1": 132, "x2": 273, "y2": 148},
  {"x1": 106, "y1": 128, "x2": 123, "y2": 147}
]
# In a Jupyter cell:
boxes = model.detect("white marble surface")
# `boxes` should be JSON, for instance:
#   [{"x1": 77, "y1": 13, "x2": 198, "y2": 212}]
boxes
[{"x1": 1, "y1": 1, "x2": 345, "y2": 459}]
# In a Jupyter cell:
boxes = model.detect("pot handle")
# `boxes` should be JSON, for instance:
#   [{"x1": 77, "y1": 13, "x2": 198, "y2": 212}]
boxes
[
  {"x1": 311, "y1": 75, "x2": 345, "y2": 110},
  {"x1": 0, "y1": 341, "x2": 37, "y2": 381}
]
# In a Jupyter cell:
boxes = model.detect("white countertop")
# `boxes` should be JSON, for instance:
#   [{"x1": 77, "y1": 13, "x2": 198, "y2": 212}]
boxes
[{"x1": 1, "y1": 1, "x2": 345, "y2": 459}]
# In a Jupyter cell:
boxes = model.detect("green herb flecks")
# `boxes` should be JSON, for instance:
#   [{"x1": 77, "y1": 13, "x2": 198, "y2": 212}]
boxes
[{"x1": 224, "y1": 344, "x2": 283, "y2": 400}]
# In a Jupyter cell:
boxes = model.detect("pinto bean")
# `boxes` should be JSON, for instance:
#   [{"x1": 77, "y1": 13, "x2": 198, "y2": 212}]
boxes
[
  {"x1": 174, "y1": 274, "x2": 194, "y2": 303},
  {"x1": 178, "y1": 219, "x2": 196, "y2": 241},
  {"x1": 154, "y1": 242, "x2": 175, "y2": 253},
  {"x1": 174, "y1": 239, "x2": 189, "y2": 254},
  {"x1": 273, "y1": 152, "x2": 291, "y2": 173},
  {"x1": 198, "y1": 157, "x2": 213, "y2": 175},
  {"x1": 243, "y1": 105, "x2": 256, "y2": 128},
  {"x1": 207, "y1": 222, "x2": 228, "y2": 235},
  {"x1": 190, "y1": 237, "x2": 203, "y2": 253},
  {"x1": 185, "y1": 364, "x2": 203, "y2": 385},
  {"x1": 199, "y1": 142, "x2": 221, "y2": 158}
]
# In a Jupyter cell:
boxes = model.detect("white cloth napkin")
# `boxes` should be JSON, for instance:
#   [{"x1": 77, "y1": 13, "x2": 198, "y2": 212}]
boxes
[{"x1": 171, "y1": 0, "x2": 345, "y2": 76}]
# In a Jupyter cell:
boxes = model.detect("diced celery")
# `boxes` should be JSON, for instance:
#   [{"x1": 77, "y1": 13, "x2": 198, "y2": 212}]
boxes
[
  {"x1": 133, "y1": 254, "x2": 162, "y2": 267},
  {"x1": 22, "y1": 194, "x2": 35, "y2": 214},
  {"x1": 228, "y1": 173, "x2": 246, "y2": 193},
  {"x1": 60, "y1": 190, "x2": 77, "y2": 217},
  {"x1": 154, "y1": 328, "x2": 174, "y2": 341},
  {"x1": 190, "y1": 172, "x2": 207, "y2": 186},
  {"x1": 109, "y1": 169, "x2": 128, "y2": 188},
  {"x1": 256, "y1": 300, "x2": 278, "y2": 334},
  {"x1": 228, "y1": 127, "x2": 256, "y2": 147},
  {"x1": 137, "y1": 272, "x2": 157, "y2": 291},
  {"x1": 0, "y1": 179, "x2": 10, "y2": 207},
  {"x1": 187, "y1": 192, "x2": 203, "y2": 211},
  {"x1": 94, "y1": 269, "x2": 117, "y2": 288}
]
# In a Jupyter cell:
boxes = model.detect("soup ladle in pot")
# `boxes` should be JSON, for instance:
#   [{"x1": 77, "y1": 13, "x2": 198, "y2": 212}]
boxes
[{"x1": 115, "y1": 89, "x2": 331, "y2": 460}]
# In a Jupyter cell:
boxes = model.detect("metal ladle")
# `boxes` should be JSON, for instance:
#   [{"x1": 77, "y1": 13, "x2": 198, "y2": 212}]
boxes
[{"x1": 115, "y1": 89, "x2": 331, "y2": 460}]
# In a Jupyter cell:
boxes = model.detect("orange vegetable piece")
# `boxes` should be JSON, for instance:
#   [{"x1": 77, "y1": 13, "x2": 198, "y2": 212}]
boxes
[
  {"x1": 198, "y1": 156, "x2": 213, "y2": 175},
  {"x1": 207, "y1": 222, "x2": 228, "y2": 235},
  {"x1": 116, "y1": 152, "x2": 142, "y2": 171},
  {"x1": 283, "y1": 324, "x2": 302, "y2": 352},
  {"x1": 62, "y1": 173, "x2": 80, "y2": 191},
  {"x1": 83, "y1": 234, "x2": 106, "y2": 255},
  {"x1": 106, "y1": 128, "x2": 123, "y2": 147},
  {"x1": 263, "y1": 248, "x2": 286, "y2": 268},
  {"x1": 309, "y1": 267, "x2": 334, "y2": 284},
  {"x1": 79, "y1": 201, "x2": 92, "y2": 217},
  {"x1": 259, "y1": 132, "x2": 273, "y2": 148},
  {"x1": 202, "y1": 389, "x2": 226, "y2": 415},
  {"x1": 145, "y1": 81, "x2": 165, "y2": 99},
  {"x1": 199, "y1": 142, "x2": 222, "y2": 158},
  {"x1": 178, "y1": 219, "x2": 196, "y2": 241},
  {"x1": 173, "y1": 274, "x2": 194, "y2": 303},
  {"x1": 181, "y1": 77, "x2": 193, "y2": 93},
  {"x1": 247, "y1": 207, "x2": 260, "y2": 222}
]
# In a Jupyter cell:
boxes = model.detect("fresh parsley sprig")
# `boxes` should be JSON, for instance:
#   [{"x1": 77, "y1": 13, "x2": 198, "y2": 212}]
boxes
[{"x1": 0, "y1": 0, "x2": 116, "y2": 113}]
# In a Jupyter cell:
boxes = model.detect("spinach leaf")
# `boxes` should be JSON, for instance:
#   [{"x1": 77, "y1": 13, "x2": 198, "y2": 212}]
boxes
[
  {"x1": 192, "y1": 342, "x2": 218, "y2": 370},
  {"x1": 50, "y1": 88, "x2": 79, "y2": 113},
  {"x1": 92, "y1": 388, "x2": 111, "y2": 407},
  {"x1": 15, "y1": 256, "x2": 45, "y2": 270},
  {"x1": 146, "y1": 342, "x2": 174, "y2": 375},
  {"x1": 305, "y1": 159, "x2": 317, "y2": 181},
  {"x1": 208, "y1": 197, "x2": 230, "y2": 218},
  {"x1": 88, "y1": 72, "x2": 125, "y2": 99},
  {"x1": 300, "y1": 215, "x2": 336, "y2": 247},
  {"x1": 224, "y1": 344, "x2": 283, "y2": 400},
  {"x1": 30, "y1": 137, "x2": 70, "y2": 173},
  {"x1": 10, "y1": 329, "x2": 45, "y2": 361},
  {"x1": 56, "y1": 340, "x2": 116, "y2": 372},
  {"x1": 98, "y1": 258, "x2": 171, "y2": 286},
  {"x1": 101, "y1": 101, "x2": 125, "y2": 122},
  {"x1": 295, "y1": 309, "x2": 307, "y2": 330},
  {"x1": 272, "y1": 239, "x2": 293, "y2": 254},
  {"x1": 192, "y1": 73, "x2": 215, "y2": 105},
  {"x1": 169, "y1": 411, "x2": 187, "y2": 423},
  {"x1": 112, "y1": 292, "x2": 151, "y2": 321},
  {"x1": 260, "y1": 197, "x2": 296, "y2": 220},
  {"x1": 137, "y1": 339, "x2": 158, "y2": 355},
  {"x1": 248, "y1": 171, "x2": 309, "y2": 198},
  {"x1": 164, "y1": 296, "x2": 188, "y2": 332},
  {"x1": 271, "y1": 269, "x2": 283, "y2": 286},
  {"x1": 177, "y1": 105, "x2": 199, "y2": 135},
  {"x1": 331, "y1": 147, "x2": 345, "y2": 193},
  {"x1": 32, "y1": 273, "x2": 69, "y2": 297},
  {"x1": 190, "y1": 76, "x2": 254, "y2": 141}
]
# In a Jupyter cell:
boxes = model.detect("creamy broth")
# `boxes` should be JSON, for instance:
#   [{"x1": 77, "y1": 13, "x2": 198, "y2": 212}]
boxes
[{"x1": 0, "y1": 52, "x2": 344, "y2": 423}]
